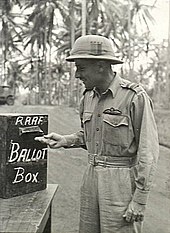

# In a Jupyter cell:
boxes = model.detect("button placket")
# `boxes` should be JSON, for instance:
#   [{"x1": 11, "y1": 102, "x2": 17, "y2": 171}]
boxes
[{"x1": 94, "y1": 98, "x2": 104, "y2": 154}]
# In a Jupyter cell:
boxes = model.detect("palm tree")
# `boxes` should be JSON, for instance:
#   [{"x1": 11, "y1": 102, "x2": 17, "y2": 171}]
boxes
[
  {"x1": 57, "y1": 0, "x2": 156, "y2": 64},
  {"x1": 0, "y1": 0, "x2": 23, "y2": 85},
  {"x1": 125, "y1": 0, "x2": 156, "y2": 79},
  {"x1": 142, "y1": 42, "x2": 167, "y2": 107},
  {"x1": 22, "y1": 0, "x2": 69, "y2": 104},
  {"x1": 51, "y1": 0, "x2": 157, "y2": 106},
  {"x1": 0, "y1": 0, "x2": 158, "y2": 105}
]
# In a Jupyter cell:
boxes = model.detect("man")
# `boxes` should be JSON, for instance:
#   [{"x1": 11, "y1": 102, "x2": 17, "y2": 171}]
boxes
[{"x1": 35, "y1": 35, "x2": 159, "y2": 233}]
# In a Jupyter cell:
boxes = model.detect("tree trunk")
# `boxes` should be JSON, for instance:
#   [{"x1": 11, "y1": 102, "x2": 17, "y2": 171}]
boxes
[
  {"x1": 48, "y1": 30, "x2": 52, "y2": 105},
  {"x1": 69, "y1": 0, "x2": 75, "y2": 107},
  {"x1": 166, "y1": 0, "x2": 170, "y2": 108}
]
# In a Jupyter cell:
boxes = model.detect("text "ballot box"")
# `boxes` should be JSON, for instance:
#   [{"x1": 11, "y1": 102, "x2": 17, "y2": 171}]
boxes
[{"x1": 0, "y1": 114, "x2": 48, "y2": 198}]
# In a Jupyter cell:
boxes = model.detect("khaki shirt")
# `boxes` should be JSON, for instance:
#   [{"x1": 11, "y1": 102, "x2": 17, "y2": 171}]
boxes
[{"x1": 65, "y1": 74, "x2": 159, "y2": 205}]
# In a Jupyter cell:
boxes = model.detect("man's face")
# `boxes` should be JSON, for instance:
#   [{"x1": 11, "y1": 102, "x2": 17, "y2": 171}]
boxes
[{"x1": 75, "y1": 59, "x2": 101, "y2": 90}]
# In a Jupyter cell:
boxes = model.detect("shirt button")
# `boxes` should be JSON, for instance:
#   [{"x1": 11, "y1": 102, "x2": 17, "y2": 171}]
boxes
[
  {"x1": 98, "y1": 113, "x2": 101, "y2": 117},
  {"x1": 96, "y1": 128, "x2": 99, "y2": 131}
]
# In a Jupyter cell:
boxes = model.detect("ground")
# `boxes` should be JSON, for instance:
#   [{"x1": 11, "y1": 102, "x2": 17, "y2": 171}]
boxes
[{"x1": 0, "y1": 104, "x2": 170, "y2": 233}]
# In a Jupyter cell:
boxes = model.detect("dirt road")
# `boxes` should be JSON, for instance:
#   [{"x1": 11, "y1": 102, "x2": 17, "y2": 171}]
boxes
[{"x1": 1, "y1": 104, "x2": 170, "y2": 233}]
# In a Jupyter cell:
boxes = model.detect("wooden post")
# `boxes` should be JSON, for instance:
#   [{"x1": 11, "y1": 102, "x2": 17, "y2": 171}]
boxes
[
  {"x1": 127, "y1": 0, "x2": 134, "y2": 81},
  {"x1": 82, "y1": 0, "x2": 86, "y2": 36},
  {"x1": 74, "y1": 0, "x2": 87, "y2": 107},
  {"x1": 128, "y1": 0, "x2": 132, "y2": 80},
  {"x1": 0, "y1": 10, "x2": 3, "y2": 85},
  {"x1": 166, "y1": 0, "x2": 170, "y2": 108},
  {"x1": 69, "y1": 0, "x2": 75, "y2": 107}
]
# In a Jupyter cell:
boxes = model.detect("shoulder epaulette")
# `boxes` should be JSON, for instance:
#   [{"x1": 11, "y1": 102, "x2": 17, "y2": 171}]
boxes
[{"x1": 120, "y1": 80, "x2": 145, "y2": 94}]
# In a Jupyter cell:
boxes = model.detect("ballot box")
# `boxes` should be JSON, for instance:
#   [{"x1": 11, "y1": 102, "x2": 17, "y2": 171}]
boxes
[{"x1": 0, "y1": 114, "x2": 48, "y2": 198}]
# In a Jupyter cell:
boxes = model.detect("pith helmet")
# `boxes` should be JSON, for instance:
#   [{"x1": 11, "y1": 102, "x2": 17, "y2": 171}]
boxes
[{"x1": 66, "y1": 35, "x2": 123, "y2": 65}]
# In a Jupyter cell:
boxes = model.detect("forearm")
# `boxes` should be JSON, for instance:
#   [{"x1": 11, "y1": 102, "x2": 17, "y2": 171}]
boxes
[
  {"x1": 132, "y1": 162, "x2": 157, "y2": 204},
  {"x1": 131, "y1": 93, "x2": 159, "y2": 205},
  {"x1": 64, "y1": 130, "x2": 86, "y2": 149}
]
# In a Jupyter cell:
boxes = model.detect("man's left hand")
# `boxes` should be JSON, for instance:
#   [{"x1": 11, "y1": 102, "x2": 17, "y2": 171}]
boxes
[{"x1": 123, "y1": 200, "x2": 146, "y2": 223}]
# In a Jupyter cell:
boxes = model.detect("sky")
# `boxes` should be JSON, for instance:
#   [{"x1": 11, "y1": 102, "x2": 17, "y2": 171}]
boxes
[
  {"x1": 4, "y1": 0, "x2": 169, "y2": 43},
  {"x1": 148, "y1": 0, "x2": 169, "y2": 42}
]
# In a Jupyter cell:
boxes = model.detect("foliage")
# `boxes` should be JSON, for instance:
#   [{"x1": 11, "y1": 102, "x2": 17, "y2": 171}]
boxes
[{"x1": 0, "y1": 0, "x2": 168, "y2": 107}]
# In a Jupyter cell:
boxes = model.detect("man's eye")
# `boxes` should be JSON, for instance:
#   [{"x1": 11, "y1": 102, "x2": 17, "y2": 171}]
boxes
[{"x1": 77, "y1": 67, "x2": 85, "y2": 72}]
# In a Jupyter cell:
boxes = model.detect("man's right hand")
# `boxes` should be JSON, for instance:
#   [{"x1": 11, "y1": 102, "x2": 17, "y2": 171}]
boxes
[{"x1": 35, "y1": 133, "x2": 67, "y2": 149}]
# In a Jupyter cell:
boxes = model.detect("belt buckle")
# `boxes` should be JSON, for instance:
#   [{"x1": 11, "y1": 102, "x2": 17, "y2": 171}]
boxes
[
  {"x1": 103, "y1": 156, "x2": 107, "y2": 167},
  {"x1": 89, "y1": 154, "x2": 97, "y2": 166}
]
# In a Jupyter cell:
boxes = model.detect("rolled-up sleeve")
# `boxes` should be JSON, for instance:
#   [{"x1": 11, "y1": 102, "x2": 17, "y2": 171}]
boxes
[{"x1": 131, "y1": 92, "x2": 159, "y2": 204}]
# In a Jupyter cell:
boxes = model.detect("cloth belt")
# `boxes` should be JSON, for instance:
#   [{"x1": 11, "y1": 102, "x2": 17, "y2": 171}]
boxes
[{"x1": 88, "y1": 154, "x2": 137, "y2": 168}]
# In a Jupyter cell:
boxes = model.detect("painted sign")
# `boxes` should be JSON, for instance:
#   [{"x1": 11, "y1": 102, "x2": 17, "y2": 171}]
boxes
[{"x1": 0, "y1": 114, "x2": 48, "y2": 198}]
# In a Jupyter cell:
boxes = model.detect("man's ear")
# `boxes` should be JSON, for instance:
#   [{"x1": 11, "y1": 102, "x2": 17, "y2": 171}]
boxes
[{"x1": 97, "y1": 61, "x2": 105, "y2": 73}]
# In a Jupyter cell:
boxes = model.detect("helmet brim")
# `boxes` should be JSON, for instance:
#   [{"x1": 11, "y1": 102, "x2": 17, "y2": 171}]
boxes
[{"x1": 66, "y1": 54, "x2": 123, "y2": 65}]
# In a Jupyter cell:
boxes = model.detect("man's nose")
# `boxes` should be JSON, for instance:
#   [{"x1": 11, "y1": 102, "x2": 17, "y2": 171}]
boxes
[{"x1": 75, "y1": 70, "x2": 81, "y2": 79}]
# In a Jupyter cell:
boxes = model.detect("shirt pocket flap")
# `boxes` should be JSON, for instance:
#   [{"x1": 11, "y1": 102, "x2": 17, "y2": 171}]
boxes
[
  {"x1": 103, "y1": 114, "x2": 129, "y2": 127},
  {"x1": 83, "y1": 112, "x2": 92, "y2": 123}
]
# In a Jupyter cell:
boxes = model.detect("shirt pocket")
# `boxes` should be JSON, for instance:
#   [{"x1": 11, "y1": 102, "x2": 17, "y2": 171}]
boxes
[
  {"x1": 103, "y1": 114, "x2": 129, "y2": 146},
  {"x1": 82, "y1": 112, "x2": 93, "y2": 142}
]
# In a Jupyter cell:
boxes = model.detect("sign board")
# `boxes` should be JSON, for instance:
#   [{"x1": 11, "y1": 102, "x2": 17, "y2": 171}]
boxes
[{"x1": 0, "y1": 114, "x2": 48, "y2": 198}]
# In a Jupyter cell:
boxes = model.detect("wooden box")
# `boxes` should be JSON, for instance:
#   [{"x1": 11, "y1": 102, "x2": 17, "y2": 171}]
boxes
[{"x1": 0, "y1": 114, "x2": 48, "y2": 198}]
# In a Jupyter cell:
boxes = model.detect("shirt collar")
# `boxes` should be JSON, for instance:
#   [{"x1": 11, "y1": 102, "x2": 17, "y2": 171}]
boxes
[
  {"x1": 107, "y1": 72, "x2": 122, "y2": 98},
  {"x1": 93, "y1": 72, "x2": 122, "y2": 98}
]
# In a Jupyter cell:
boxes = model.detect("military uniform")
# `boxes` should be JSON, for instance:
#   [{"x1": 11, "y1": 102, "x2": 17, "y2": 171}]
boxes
[
  {"x1": 35, "y1": 34, "x2": 159, "y2": 233},
  {"x1": 64, "y1": 74, "x2": 159, "y2": 233}
]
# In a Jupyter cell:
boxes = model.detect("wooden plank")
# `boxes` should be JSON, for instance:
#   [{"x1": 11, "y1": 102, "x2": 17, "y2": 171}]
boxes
[
  {"x1": 0, "y1": 184, "x2": 58, "y2": 233},
  {"x1": 36, "y1": 206, "x2": 51, "y2": 233}
]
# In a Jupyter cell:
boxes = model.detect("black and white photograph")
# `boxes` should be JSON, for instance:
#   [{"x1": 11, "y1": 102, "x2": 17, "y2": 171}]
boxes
[{"x1": 0, "y1": 0, "x2": 170, "y2": 232}]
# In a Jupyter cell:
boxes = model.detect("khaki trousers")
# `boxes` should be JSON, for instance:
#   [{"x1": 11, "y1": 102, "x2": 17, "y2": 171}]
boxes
[{"x1": 79, "y1": 164, "x2": 142, "y2": 233}]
